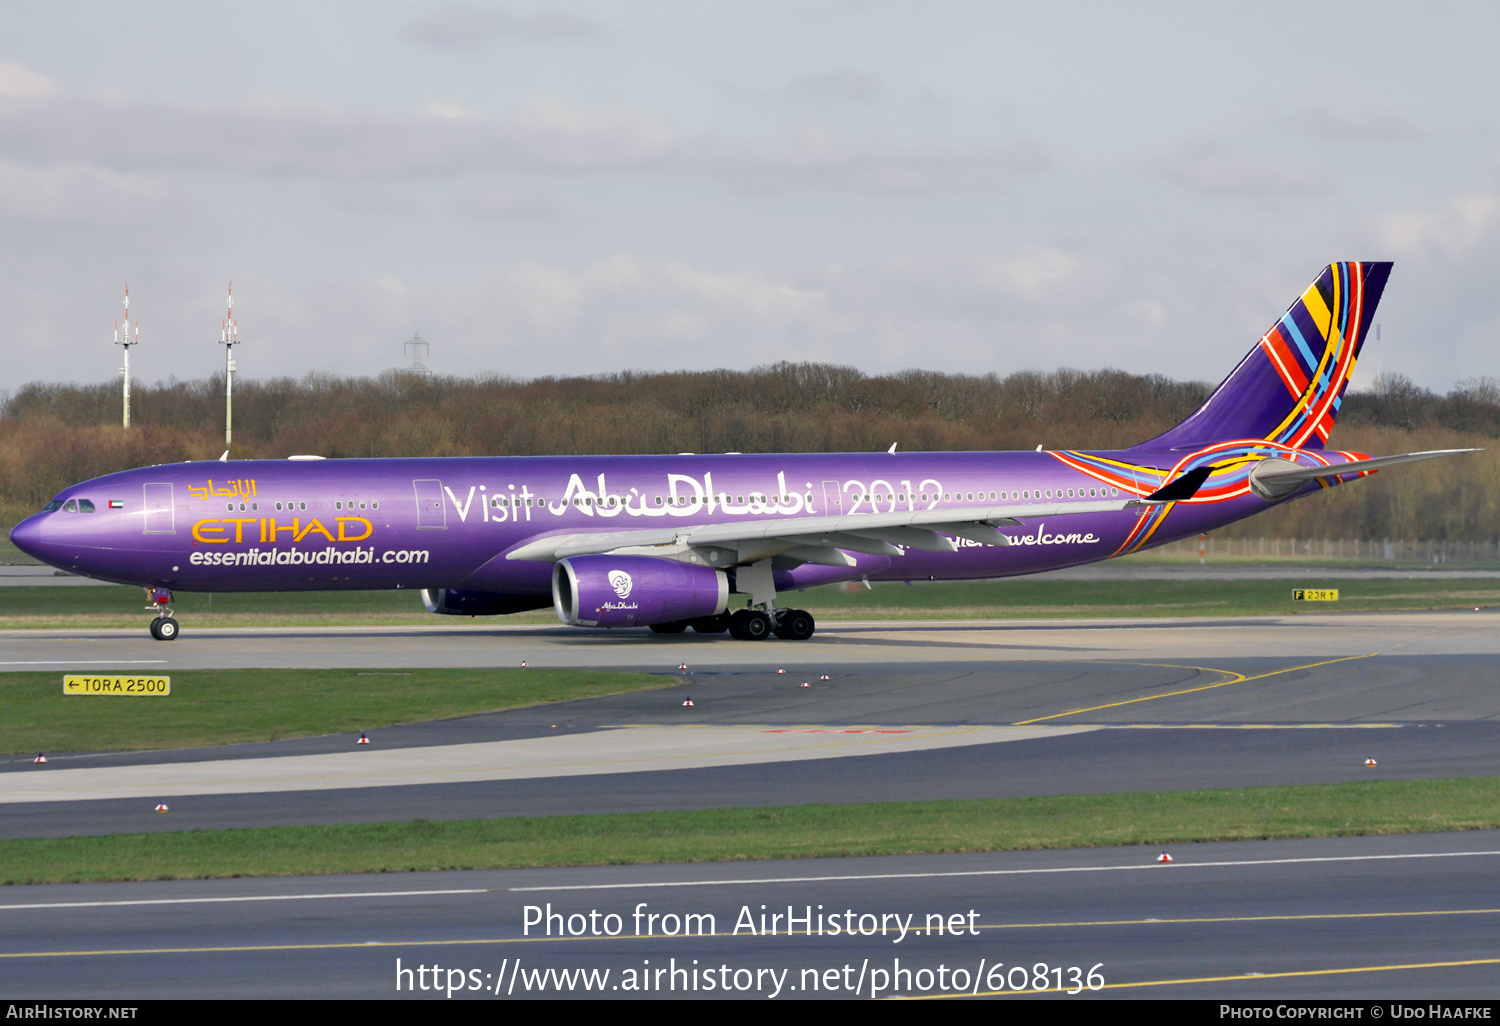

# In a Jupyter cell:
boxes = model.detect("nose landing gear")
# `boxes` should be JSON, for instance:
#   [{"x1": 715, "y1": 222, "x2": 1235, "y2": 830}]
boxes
[{"x1": 145, "y1": 587, "x2": 179, "y2": 641}]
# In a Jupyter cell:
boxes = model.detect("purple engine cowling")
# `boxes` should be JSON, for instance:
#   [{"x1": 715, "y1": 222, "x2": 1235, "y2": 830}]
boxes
[{"x1": 553, "y1": 555, "x2": 729, "y2": 628}]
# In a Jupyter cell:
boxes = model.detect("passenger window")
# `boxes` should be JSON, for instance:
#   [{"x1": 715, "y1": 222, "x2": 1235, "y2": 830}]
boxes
[
  {"x1": 78, "y1": 499, "x2": 96, "y2": 513},
  {"x1": 275, "y1": 502, "x2": 283, "y2": 511},
  {"x1": 299, "y1": 502, "x2": 307, "y2": 511},
  {"x1": 226, "y1": 503, "x2": 234, "y2": 512},
  {"x1": 372, "y1": 501, "x2": 379, "y2": 510}
]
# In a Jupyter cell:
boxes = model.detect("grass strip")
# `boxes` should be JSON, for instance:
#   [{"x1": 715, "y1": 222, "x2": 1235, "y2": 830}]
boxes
[
  {"x1": 3, "y1": 778, "x2": 1497, "y2": 885},
  {"x1": 0, "y1": 668, "x2": 668, "y2": 754}
]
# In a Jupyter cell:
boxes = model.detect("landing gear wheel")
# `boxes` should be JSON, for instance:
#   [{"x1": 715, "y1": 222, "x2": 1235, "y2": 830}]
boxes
[
  {"x1": 149, "y1": 617, "x2": 162, "y2": 640},
  {"x1": 774, "y1": 609, "x2": 816, "y2": 640},
  {"x1": 152, "y1": 616, "x2": 179, "y2": 641},
  {"x1": 690, "y1": 613, "x2": 731, "y2": 634},
  {"x1": 649, "y1": 620, "x2": 689, "y2": 634},
  {"x1": 729, "y1": 609, "x2": 773, "y2": 640}
]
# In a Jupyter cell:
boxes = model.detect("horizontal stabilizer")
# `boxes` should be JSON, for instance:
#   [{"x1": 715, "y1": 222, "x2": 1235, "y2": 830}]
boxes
[
  {"x1": 1143, "y1": 466, "x2": 1212, "y2": 504},
  {"x1": 1248, "y1": 448, "x2": 1479, "y2": 501}
]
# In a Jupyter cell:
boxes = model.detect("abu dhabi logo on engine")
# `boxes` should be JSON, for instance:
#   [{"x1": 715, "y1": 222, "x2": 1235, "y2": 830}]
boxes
[{"x1": 607, "y1": 570, "x2": 634, "y2": 599}]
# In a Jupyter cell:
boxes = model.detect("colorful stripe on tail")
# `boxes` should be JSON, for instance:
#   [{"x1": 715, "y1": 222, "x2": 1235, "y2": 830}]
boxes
[{"x1": 1137, "y1": 261, "x2": 1390, "y2": 451}]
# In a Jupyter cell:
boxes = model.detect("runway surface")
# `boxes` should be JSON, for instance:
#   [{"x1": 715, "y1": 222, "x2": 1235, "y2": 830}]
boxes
[
  {"x1": 0, "y1": 723, "x2": 1091, "y2": 804},
  {"x1": 5, "y1": 609, "x2": 1500, "y2": 671},
  {"x1": 4, "y1": 831, "x2": 1498, "y2": 999},
  {"x1": 5, "y1": 609, "x2": 1500, "y2": 999},
  {"x1": 4, "y1": 648, "x2": 1498, "y2": 839}
]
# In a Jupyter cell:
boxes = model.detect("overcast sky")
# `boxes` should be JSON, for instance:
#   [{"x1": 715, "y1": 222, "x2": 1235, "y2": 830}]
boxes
[{"x1": 3, "y1": 1, "x2": 1499, "y2": 394}]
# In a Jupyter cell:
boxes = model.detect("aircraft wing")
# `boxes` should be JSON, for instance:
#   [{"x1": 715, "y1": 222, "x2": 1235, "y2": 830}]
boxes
[{"x1": 506, "y1": 494, "x2": 1150, "y2": 566}]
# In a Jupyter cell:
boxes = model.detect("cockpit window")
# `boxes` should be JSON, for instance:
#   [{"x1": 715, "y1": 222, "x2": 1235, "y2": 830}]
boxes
[
  {"x1": 43, "y1": 500, "x2": 63, "y2": 512},
  {"x1": 62, "y1": 499, "x2": 78, "y2": 513},
  {"x1": 78, "y1": 499, "x2": 96, "y2": 513}
]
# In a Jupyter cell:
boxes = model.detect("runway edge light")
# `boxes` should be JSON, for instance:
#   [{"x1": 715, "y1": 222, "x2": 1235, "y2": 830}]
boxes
[
  {"x1": 682, "y1": 697, "x2": 694, "y2": 707},
  {"x1": 33, "y1": 753, "x2": 46, "y2": 764},
  {"x1": 358, "y1": 732, "x2": 370, "y2": 746},
  {"x1": 1365, "y1": 758, "x2": 1377, "y2": 767},
  {"x1": 1157, "y1": 852, "x2": 1173, "y2": 863},
  {"x1": 154, "y1": 804, "x2": 169, "y2": 813}
]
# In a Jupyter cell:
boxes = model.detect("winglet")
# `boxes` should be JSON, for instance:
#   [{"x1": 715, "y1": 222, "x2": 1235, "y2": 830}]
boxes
[
  {"x1": 219, "y1": 450, "x2": 229, "y2": 462},
  {"x1": 888, "y1": 442, "x2": 898, "y2": 454},
  {"x1": 1142, "y1": 465, "x2": 1212, "y2": 503}
]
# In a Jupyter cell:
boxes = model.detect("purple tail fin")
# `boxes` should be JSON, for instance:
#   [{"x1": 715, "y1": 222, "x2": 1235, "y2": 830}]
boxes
[{"x1": 1136, "y1": 261, "x2": 1391, "y2": 451}]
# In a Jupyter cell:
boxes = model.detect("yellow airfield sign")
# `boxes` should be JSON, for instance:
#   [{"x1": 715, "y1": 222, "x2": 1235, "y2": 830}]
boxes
[
  {"x1": 1293, "y1": 589, "x2": 1339, "y2": 602},
  {"x1": 63, "y1": 675, "x2": 171, "y2": 696}
]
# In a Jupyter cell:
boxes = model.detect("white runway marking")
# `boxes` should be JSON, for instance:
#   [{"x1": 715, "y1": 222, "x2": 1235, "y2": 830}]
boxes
[
  {"x1": 511, "y1": 849, "x2": 1500, "y2": 891},
  {"x1": 3, "y1": 724, "x2": 1092, "y2": 803},
  {"x1": 0, "y1": 889, "x2": 489, "y2": 912}
]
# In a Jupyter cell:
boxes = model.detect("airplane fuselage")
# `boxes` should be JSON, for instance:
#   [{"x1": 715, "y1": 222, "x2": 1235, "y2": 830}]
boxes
[{"x1": 14, "y1": 449, "x2": 1282, "y2": 597}]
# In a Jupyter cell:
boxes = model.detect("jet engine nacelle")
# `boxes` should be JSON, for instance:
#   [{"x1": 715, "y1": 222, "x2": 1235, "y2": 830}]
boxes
[
  {"x1": 421, "y1": 588, "x2": 552, "y2": 616},
  {"x1": 553, "y1": 555, "x2": 729, "y2": 628}
]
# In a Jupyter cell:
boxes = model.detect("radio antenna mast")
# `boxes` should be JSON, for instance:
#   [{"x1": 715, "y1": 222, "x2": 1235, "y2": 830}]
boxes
[
  {"x1": 219, "y1": 282, "x2": 239, "y2": 446},
  {"x1": 404, "y1": 332, "x2": 430, "y2": 374},
  {"x1": 115, "y1": 283, "x2": 139, "y2": 428}
]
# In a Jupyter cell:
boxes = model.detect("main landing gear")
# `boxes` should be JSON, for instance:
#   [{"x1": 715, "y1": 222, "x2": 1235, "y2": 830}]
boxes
[
  {"x1": 646, "y1": 608, "x2": 816, "y2": 639},
  {"x1": 145, "y1": 587, "x2": 178, "y2": 641},
  {"x1": 728, "y1": 608, "x2": 816, "y2": 641}
]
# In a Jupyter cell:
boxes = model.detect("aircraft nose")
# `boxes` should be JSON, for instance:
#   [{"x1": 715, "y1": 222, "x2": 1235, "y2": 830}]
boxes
[{"x1": 8, "y1": 515, "x2": 46, "y2": 561}]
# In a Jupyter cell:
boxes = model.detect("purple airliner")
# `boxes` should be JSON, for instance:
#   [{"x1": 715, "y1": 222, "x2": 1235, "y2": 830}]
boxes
[{"x1": 8, "y1": 262, "x2": 1473, "y2": 641}]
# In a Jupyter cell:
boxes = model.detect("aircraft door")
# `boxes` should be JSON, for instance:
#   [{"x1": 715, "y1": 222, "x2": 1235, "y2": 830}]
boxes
[
  {"x1": 413, "y1": 479, "x2": 447, "y2": 529},
  {"x1": 820, "y1": 480, "x2": 842, "y2": 516},
  {"x1": 142, "y1": 482, "x2": 175, "y2": 534}
]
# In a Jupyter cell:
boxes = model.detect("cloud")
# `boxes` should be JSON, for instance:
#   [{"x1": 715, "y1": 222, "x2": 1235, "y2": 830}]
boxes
[
  {"x1": 785, "y1": 71, "x2": 884, "y2": 105},
  {"x1": 1159, "y1": 153, "x2": 1330, "y2": 197},
  {"x1": 0, "y1": 62, "x2": 54, "y2": 99},
  {"x1": 235, "y1": 248, "x2": 1122, "y2": 381},
  {"x1": 0, "y1": 74, "x2": 1032, "y2": 196},
  {"x1": 1373, "y1": 192, "x2": 1500, "y2": 262},
  {"x1": 453, "y1": 185, "x2": 559, "y2": 219},
  {"x1": 0, "y1": 89, "x2": 676, "y2": 179},
  {"x1": 0, "y1": 160, "x2": 179, "y2": 225},
  {"x1": 1298, "y1": 108, "x2": 1422, "y2": 142},
  {"x1": 705, "y1": 126, "x2": 1051, "y2": 195},
  {"x1": 509, "y1": 96, "x2": 676, "y2": 169},
  {"x1": 402, "y1": 3, "x2": 602, "y2": 49}
]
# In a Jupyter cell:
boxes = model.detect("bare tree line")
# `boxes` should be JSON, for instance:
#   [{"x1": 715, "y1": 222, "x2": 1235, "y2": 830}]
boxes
[{"x1": 1, "y1": 365, "x2": 1494, "y2": 541}]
